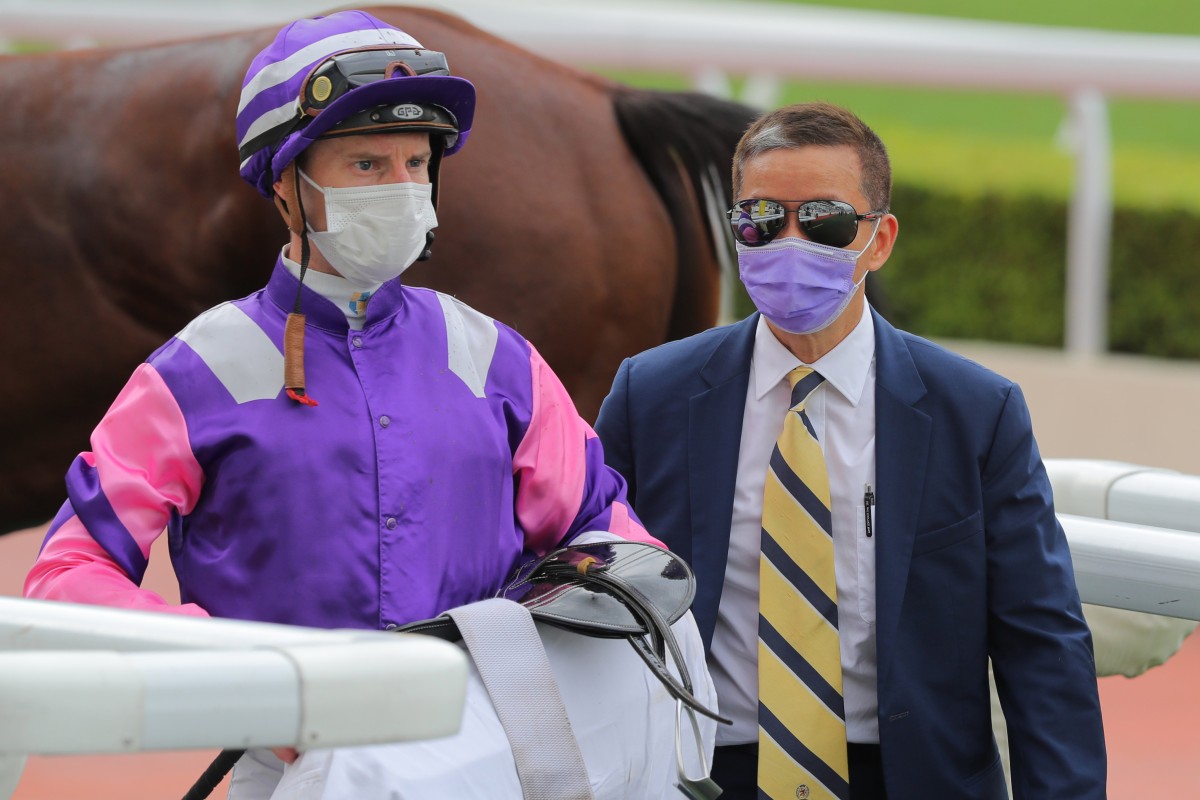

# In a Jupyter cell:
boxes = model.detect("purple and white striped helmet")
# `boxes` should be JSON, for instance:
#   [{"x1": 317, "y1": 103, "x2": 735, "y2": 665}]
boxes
[{"x1": 236, "y1": 10, "x2": 476, "y2": 198}]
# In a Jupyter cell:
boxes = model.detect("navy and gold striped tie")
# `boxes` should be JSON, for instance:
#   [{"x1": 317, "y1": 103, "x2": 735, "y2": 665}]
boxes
[{"x1": 758, "y1": 366, "x2": 849, "y2": 800}]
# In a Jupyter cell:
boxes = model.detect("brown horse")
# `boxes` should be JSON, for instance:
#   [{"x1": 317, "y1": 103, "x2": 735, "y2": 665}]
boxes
[{"x1": 0, "y1": 6, "x2": 757, "y2": 533}]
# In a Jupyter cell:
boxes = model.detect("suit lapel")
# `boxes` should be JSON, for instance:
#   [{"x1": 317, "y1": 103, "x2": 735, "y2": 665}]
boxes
[
  {"x1": 871, "y1": 310, "x2": 932, "y2": 693},
  {"x1": 686, "y1": 316, "x2": 757, "y2": 647},
  {"x1": 680, "y1": 311, "x2": 934, "y2": 662}
]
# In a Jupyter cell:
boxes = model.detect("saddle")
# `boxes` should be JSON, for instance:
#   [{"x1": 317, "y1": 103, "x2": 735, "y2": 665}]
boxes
[
  {"x1": 183, "y1": 541, "x2": 725, "y2": 800},
  {"x1": 398, "y1": 542, "x2": 724, "y2": 800},
  {"x1": 399, "y1": 540, "x2": 727, "y2": 728}
]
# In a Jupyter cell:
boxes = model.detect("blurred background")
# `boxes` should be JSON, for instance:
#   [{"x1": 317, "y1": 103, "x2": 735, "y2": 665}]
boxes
[
  {"x1": 2, "y1": 1, "x2": 1198, "y2": 797},
  {"x1": 8, "y1": 0, "x2": 1199, "y2": 358},
  {"x1": 597, "y1": 0, "x2": 1200, "y2": 362}
]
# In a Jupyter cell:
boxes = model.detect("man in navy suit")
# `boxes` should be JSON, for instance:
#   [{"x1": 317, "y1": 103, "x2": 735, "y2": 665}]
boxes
[{"x1": 595, "y1": 103, "x2": 1106, "y2": 800}]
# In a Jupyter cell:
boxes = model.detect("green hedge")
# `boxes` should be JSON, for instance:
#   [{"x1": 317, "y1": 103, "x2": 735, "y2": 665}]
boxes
[
  {"x1": 734, "y1": 183, "x2": 1200, "y2": 359},
  {"x1": 878, "y1": 185, "x2": 1068, "y2": 348}
]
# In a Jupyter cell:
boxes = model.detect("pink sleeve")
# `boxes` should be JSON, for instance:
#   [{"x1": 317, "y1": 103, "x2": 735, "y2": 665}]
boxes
[
  {"x1": 605, "y1": 497, "x2": 656, "y2": 544},
  {"x1": 25, "y1": 516, "x2": 209, "y2": 616},
  {"x1": 512, "y1": 346, "x2": 659, "y2": 554},
  {"x1": 24, "y1": 363, "x2": 209, "y2": 617}
]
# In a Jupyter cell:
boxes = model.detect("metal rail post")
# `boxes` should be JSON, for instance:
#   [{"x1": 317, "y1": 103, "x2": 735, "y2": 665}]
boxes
[
  {"x1": 0, "y1": 754, "x2": 24, "y2": 800},
  {"x1": 1063, "y1": 88, "x2": 1113, "y2": 356}
]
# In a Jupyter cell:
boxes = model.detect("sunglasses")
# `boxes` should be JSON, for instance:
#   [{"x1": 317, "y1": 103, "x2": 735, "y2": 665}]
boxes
[
  {"x1": 300, "y1": 46, "x2": 452, "y2": 116},
  {"x1": 729, "y1": 199, "x2": 885, "y2": 248}
]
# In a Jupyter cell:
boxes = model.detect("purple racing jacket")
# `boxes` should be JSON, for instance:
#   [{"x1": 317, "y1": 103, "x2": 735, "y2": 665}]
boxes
[{"x1": 26, "y1": 259, "x2": 657, "y2": 629}]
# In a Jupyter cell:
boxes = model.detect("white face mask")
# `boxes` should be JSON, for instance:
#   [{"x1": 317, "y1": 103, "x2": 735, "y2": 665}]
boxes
[{"x1": 301, "y1": 169, "x2": 438, "y2": 289}]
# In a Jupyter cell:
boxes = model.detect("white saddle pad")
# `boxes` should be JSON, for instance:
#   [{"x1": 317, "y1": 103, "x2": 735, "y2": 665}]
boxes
[{"x1": 228, "y1": 610, "x2": 717, "y2": 800}]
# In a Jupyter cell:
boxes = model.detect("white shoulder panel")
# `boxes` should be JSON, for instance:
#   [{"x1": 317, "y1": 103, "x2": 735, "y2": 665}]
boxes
[
  {"x1": 436, "y1": 294, "x2": 499, "y2": 399},
  {"x1": 175, "y1": 303, "x2": 284, "y2": 404}
]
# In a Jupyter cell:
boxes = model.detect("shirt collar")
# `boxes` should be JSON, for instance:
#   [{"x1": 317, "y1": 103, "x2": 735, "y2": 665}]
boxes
[
  {"x1": 281, "y1": 247, "x2": 378, "y2": 324},
  {"x1": 751, "y1": 304, "x2": 876, "y2": 406},
  {"x1": 268, "y1": 246, "x2": 407, "y2": 330}
]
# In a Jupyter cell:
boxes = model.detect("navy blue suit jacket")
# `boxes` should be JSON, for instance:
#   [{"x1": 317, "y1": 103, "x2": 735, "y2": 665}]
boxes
[{"x1": 595, "y1": 311, "x2": 1106, "y2": 800}]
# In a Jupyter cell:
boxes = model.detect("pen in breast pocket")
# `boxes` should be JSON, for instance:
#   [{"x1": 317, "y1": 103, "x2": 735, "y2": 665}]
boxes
[{"x1": 864, "y1": 484, "x2": 874, "y2": 538}]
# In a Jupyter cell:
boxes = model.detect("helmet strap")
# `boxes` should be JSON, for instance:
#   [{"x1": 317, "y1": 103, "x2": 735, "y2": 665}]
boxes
[
  {"x1": 273, "y1": 162, "x2": 307, "y2": 236},
  {"x1": 428, "y1": 137, "x2": 446, "y2": 210},
  {"x1": 417, "y1": 138, "x2": 446, "y2": 262},
  {"x1": 280, "y1": 162, "x2": 318, "y2": 407}
]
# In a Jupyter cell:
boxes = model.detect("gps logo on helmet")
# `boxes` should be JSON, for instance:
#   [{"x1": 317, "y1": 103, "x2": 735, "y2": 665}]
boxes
[{"x1": 393, "y1": 104, "x2": 424, "y2": 120}]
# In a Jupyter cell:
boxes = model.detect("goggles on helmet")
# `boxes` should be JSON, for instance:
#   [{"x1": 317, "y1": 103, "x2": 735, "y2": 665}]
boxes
[
  {"x1": 301, "y1": 46, "x2": 451, "y2": 113},
  {"x1": 238, "y1": 46, "x2": 459, "y2": 164}
]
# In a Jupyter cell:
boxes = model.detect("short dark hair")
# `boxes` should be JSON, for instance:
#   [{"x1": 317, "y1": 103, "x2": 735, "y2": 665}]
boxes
[{"x1": 732, "y1": 102, "x2": 892, "y2": 211}]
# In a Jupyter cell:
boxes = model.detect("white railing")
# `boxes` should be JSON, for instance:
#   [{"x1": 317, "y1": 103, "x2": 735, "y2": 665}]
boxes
[
  {"x1": 2, "y1": 0, "x2": 1200, "y2": 355},
  {"x1": 1061, "y1": 515, "x2": 1200, "y2": 622},
  {"x1": 1048, "y1": 459, "x2": 1200, "y2": 621},
  {"x1": 0, "y1": 600, "x2": 468, "y2": 798}
]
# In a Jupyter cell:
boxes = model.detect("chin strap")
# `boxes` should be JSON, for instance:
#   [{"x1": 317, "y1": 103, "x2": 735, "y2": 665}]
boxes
[
  {"x1": 273, "y1": 162, "x2": 305, "y2": 237},
  {"x1": 413, "y1": 140, "x2": 444, "y2": 263},
  {"x1": 275, "y1": 163, "x2": 318, "y2": 407},
  {"x1": 417, "y1": 229, "x2": 435, "y2": 262}
]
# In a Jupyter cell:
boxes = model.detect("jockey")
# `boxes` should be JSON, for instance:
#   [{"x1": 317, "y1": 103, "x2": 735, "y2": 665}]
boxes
[{"x1": 25, "y1": 9, "x2": 658, "y2": 630}]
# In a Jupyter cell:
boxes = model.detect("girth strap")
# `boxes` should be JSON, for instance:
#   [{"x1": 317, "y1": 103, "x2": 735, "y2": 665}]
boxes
[{"x1": 444, "y1": 598, "x2": 595, "y2": 800}]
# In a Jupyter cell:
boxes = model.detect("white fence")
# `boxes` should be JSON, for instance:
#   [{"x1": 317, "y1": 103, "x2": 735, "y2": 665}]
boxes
[
  {"x1": 3, "y1": 0, "x2": 1200, "y2": 355},
  {"x1": 1050, "y1": 459, "x2": 1200, "y2": 621},
  {"x1": 0, "y1": 602, "x2": 468, "y2": 798}
]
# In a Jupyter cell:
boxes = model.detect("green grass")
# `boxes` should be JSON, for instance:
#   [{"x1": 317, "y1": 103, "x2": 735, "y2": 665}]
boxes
[
  {"x1": 1, "y1": 41, "x2": 58, "y2": 54},
  {"x1": 597, "y1": 1, "x2": 1200, "y2": 210},
  {"x1": 743, "y1": 0, "x2": 1200, "y2": 36},
  {"x1": 599, "y1": 2, "x2": 1200, "y2": 355},
  {"x1": 597, "y1": 44, "x2": 1200, "y2": 212},
  {"x1": 780, "y1": 84, "x2": 1200, "y2": 211}
]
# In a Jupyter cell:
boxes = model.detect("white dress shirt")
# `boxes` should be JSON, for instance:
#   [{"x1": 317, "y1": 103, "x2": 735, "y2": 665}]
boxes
[{"x1": 709, "y1": 305, "x2": 880, "y2": 745}]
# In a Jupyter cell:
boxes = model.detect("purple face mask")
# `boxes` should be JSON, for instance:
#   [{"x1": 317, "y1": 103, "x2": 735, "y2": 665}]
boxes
[{"x1": 737, "y1": 222, "x2": 879, "y2": 335}]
